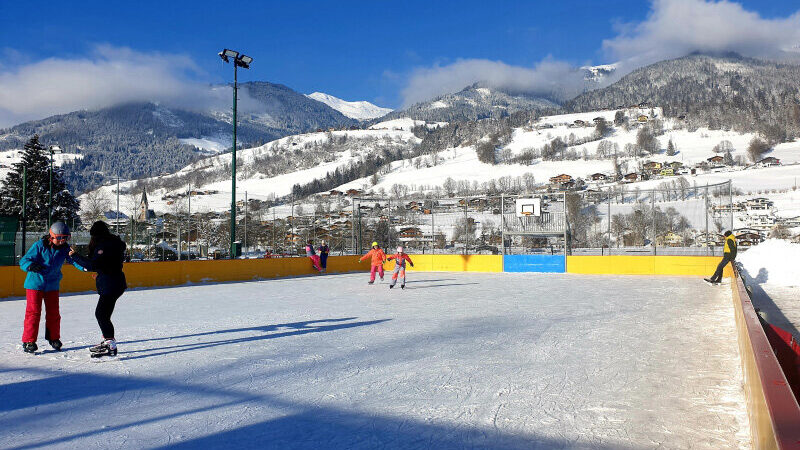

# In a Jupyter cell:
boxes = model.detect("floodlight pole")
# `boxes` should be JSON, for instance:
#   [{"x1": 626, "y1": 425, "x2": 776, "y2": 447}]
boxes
[
  {"x1": 21, "y1": 166, "x2": 27, "y2": 262},
  {"x1": 230, "y1": 61, "x2": 238, "y2": 258}
]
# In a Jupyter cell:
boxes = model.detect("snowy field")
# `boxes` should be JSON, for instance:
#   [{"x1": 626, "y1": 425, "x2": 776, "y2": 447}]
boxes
[{"x1": 0, "y1": 272, "x2": 749, "y2": 449}]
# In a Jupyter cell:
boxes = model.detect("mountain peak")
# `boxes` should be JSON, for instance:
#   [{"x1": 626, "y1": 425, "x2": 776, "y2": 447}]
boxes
[{"x1": 306, "y1": 92, "x2": 392, "y2": 121}]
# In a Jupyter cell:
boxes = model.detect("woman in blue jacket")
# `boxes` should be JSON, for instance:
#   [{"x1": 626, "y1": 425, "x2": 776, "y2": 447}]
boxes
[
  {"x1": 20, "y1": 222, "x2": 85, "y2": 354},
  {"x1": 69, "y1": 221, "x2": 127, "y2": 357}
]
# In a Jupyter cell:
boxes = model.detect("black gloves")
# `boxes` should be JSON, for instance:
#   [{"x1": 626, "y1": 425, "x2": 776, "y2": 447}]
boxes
[{"x1": 28, "y1": 262, "x2": 46, "y2": 274}]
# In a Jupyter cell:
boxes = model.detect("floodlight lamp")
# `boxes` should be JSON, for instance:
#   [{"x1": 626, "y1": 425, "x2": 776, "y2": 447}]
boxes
[
  {"x1": 218, "y1": 51, "x2": 229, "y2": 63},
  {"x1": 49, "y1": 145, "x2": 62, "y2": 154},
  {"x1": 239, "y1": 55, "x2": 253, "y2": 65},
  {"x1": 223, "y1": 49, "x2": 239, "y2": 58}
]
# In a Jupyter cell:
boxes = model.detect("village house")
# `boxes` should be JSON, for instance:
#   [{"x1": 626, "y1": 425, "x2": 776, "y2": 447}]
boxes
[
  {"x1": 643, "y1": 161, "x2": 662, "y2": 172},
  {"x1": 656, "y1": 232, "x2": 683, "y2": 247},
  {"x1": 706, "y1": 155, "x2": 725, "y2": 165},
  {"x1": 623, "y1": 173, "x2": 639, "y2": 183},
  {"x1": 637, "y1": 115, "x2": 649, "y2": 123},
  {"x1": 757, "y1": 156, "x2": 781, "y2": 167},
  {"x1": 659, "y1": 168, "x2": 674, "y2": 177},
  {"x1": 549, "y1": 174, "x2": 573, "y2": 184},
  {"x1": 590, "y1": 173, "x2": 609, "y2": 182}
]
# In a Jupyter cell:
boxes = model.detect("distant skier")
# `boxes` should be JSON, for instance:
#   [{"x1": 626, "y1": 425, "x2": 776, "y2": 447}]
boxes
[
  {"x1": 386, "y1": 246, "x2": 414, "y2": 289},
  {"x1": 705, "y1": 230, "x2": 737, "y2": 285},
  {"x1": 69, "y1": 221, "x2": 128, "y2": 358},
  {"x1": 359, "y1": 241, "x2": 386, "y2": 284},
  {"x1": 305, "y1": 240, "x2": 322, "y2": 272},
  {"x1": 19, "y1": 222, "x2": 85, "y2": 354},
  {"x1": 318, "y1": 240, "x2": 329, "y2": 272}
]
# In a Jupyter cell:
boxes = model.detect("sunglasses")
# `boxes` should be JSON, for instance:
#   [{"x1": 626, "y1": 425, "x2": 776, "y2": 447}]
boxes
[{"x1": 51, "y1": 234, "x2": 70, "y2": 241}]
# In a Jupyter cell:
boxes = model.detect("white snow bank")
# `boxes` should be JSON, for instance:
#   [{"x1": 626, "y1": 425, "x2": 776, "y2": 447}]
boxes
[{"x1": 738, "y1": 239, "x2": 800, "y2": 287}]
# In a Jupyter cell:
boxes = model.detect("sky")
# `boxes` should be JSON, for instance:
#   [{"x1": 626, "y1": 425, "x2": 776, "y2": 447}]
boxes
[{"x1": 1, "y1": 0, "x2": 800, "y2": 127}]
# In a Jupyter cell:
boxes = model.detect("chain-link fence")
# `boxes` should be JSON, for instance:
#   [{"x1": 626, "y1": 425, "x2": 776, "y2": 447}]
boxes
[{"x1": 5, "y1": 179, "x2": 742, "y2": 263}]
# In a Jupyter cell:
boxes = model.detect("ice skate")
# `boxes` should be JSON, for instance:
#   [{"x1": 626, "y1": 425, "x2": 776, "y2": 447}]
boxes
[
  {"x1": 703, "y1": 278, "x2": 719, "y2": 285},
  {"x1": 401, "y1": 284, "x2": 405, "y2": 289},
  {"x1": 389, "y1": 284, "x2": 394, "y2": 289},
  {"x1": 48, "y1": 339, "x2": 62, "y2": 351},
  {"x1": 23, "y1": 342, "x2": 37, "y2": 354},
  {"x1": 368, "y1": 280, "x2": 374, "y2": 285},
  {"x1": 90, "y1": 339, "x2": 117, "y2": 357}
]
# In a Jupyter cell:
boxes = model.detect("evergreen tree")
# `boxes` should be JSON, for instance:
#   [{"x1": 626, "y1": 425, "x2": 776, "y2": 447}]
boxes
[
  {"x1": 666, "y1": 139, "x2": 677, "y2": 156},
  {"x1": 0, "y1": 135, "x2": 80, "y2": 230}
]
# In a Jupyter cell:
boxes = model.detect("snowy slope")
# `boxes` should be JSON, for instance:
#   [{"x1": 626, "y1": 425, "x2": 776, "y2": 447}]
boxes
[
  {"x1": 0, "y1": 149, "x2": 83, "y2": 180},
  {"x1": 306, "y1": 92, "x2": 392, "y2": 121}
]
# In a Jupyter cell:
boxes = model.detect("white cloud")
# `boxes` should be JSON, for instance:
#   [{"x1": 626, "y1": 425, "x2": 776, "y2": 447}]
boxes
[
  {"x1": 399, "y1": 0, "x2": 800, "y2": 107},
  {"x1": 0, "y1": 45, "x2": 225, "y2": 128},
  {"x1": 401, "y1": 58, "x2": 584, "y2": 107},
  {"x1": 603, "y1": 0, "x2": 800, "y2": 68}
]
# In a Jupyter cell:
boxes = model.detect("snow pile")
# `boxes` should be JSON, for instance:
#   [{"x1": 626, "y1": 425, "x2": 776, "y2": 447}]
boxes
[{"x1": 738, "y1": 239, "x2": 800, "y2": 287}]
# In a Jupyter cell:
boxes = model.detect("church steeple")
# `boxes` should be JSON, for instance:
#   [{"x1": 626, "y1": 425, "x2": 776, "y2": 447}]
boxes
[{"x1": 138, "y1": 187, "x2": 150, "y2": 222}]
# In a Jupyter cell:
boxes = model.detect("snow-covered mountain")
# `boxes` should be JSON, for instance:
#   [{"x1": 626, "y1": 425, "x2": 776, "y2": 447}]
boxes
[
  {"x1": 379, "y1": 83, "x2": 559, "y2": 123},
  {"x1": 306, "y1": 92, "x2": 392, "y2": 121},
  {"x1": 581, "y1": 63, "x2": 617, "y2": 83}
]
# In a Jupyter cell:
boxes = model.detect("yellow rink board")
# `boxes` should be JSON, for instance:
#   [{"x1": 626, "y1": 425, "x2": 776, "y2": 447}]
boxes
[
  {"x1": 0, "y1": 256, "x2": 362, "y2": 298},
  {"x1": 1, "y1": 254, "x2": 731, "y2": 298},
  {"x1": 566, "y1": 255, "x2": 732, "y2": 277}
]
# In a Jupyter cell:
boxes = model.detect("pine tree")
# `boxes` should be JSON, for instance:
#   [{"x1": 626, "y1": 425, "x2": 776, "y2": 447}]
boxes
[
  {"x1": 666, "y1": 139, "x2": 677, "y2": 156},
  {"x1": 0, "y1": 135, "x2": 81, "y2": 230}
]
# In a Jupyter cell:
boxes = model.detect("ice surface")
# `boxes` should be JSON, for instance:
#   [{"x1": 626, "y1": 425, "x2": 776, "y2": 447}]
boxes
[{"x1": 0, "y1": 272, "x2": 749, "y2": 449}]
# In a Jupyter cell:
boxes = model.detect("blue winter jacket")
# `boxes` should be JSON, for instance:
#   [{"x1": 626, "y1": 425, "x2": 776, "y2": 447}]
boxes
[{"x1": 19, "y1": 237, "x2": 86, "y2": 292}]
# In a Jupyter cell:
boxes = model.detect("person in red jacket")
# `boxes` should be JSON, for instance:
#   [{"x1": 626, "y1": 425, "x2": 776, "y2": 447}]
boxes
[
  {"x1": 386, "y1": 246, "x2": 414, "y2": 289},
  {"x1": 359, "y1": 241, "x2": 386, "y2": 284},
  {"x1": 305, "y1": 240, "x2": 322, "y2": 272}
]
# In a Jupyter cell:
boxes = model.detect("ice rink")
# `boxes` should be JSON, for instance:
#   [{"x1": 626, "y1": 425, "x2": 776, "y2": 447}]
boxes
[{"x1": 0, "y1": 272, "x2": 749, "y2": 449}]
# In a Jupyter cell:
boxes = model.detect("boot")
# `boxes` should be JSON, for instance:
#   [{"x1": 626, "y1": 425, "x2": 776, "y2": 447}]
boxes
[
  {"x1": 23, "y1": 342, "x2": 37, "y2": 353},
  {"x1": 48, "y1": 339, "x2": 62, "y2": 351}
]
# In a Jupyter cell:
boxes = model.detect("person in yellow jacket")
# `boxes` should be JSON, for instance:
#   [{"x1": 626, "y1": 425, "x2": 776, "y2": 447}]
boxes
[{"x1": 706, "y1": 231, "x2": 737, "y2": 284}]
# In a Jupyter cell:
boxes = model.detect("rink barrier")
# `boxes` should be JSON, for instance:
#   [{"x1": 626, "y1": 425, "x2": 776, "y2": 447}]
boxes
[
  {"x1": 0, "y1": 255, "x2": 733, "y2": 298},
  {"x1": 0, "y1": 255, "x2": 362, "y2": 298},
  {"x1": 565, "y1": 255, "x2": 732, "y2": 277},
  {"x1": 731, "y1": 265, "x2": 800, "y2": 449}
]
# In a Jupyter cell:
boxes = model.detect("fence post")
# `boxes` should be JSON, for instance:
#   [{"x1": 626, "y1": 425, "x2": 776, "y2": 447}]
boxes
[
  {"x1": 607, "y1": 190, "x2": 611, "y2": 255},
  {"x1": 729, "y1": 180, "x2": 733, "y2": 232},
  {"x1": 431, "y1": 202, "x2": 435, "y2": 255},
  {"x1": 651, "y1": 191, "x2": 656, "y2": 256},
  {"x1": 463, "y1": 196, "x2": 468, "y2": 255},
  {"x1": 705, "y1": 184, "x2": 710, "y2": 256},
  {"x1": 501, "y1": 194, "x2": 505, "y2": 255}
]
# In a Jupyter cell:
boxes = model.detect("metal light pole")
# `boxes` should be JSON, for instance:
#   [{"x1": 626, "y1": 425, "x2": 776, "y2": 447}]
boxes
[
  {"x1": 21, "y1": 166, "x2": 27, "y2": 262},
  {"x1": 47, "y1": 145, "x2": 62, "y2": 228},
  {"x1": 218, "y1": 49, "x2": 253, "y2": 259}
]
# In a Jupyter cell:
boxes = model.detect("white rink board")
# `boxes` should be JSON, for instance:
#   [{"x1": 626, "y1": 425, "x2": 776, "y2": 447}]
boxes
[{"x1": 0, "y1": 272, "x2": 749, "y2": 449}]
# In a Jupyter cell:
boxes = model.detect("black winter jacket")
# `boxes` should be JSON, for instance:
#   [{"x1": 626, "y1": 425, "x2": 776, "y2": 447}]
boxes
[{"x1": 72, "y1": 235, "x2": 128, "y2": 295}]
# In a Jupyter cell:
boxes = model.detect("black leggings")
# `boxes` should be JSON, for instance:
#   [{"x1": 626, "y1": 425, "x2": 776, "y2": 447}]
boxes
[
  {"x1": 710, "y1": 255, "x2": 733, "y2": 282},
  {"x1": 95, "y1": 291, "x2": 124, "y2": 340}
]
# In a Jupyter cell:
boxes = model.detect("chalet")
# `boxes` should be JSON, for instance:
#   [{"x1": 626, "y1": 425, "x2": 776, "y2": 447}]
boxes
[
  {"x1": 623, "y1": 173, "x2": 639, "y2": 183},
  {"x1": 590, "y1": 173, "x2": 609, "y2": 181},
  {"x1": 637, "y1": 115, "x2": 648, "y2": 123},
  {"x1": 657, "y1": 232, "x2": 683, "y2": 247},
  {"x1": 549, "y1": 174, "x2": 573, "y2": 184},
  {"x1": 345, "y1": 189, "x2": 362, "y2": 196},
  {"x1": 592, "y1": 117, "x2": 605, "y2": 124},
  {"x1": 659, "y1": 168, "x2": 674, "y2": 177},
  {"x1": 398, "y1": 227, "x2": 423, "y2": 239},
  {"x1": 747, "y1": 215, "x2": 776, "y2": 231},
  {"x1": 745, "y1": 198, "x2": 773, "y2": 212},
  {"x1": 329, "y1": 189, "x2": 343, "y2": 196},
  {"x1": 405, "y1": 201, "x2": 422, "y2": 210},
  {"x1": 757, "y1": 157, "x2": 781, "y2": 167},
  {"x1": 735, "y1": 230, "x2": 763, "y2": 247},
  {"x1": 349, "y1": 125, "x2": 360, "y2": 130},
  {"x1": 643, "y1": 161, "x2": 662, "y2": 172},
  {"x1": 668, "y1": 161, "x2": 684, "y2": 170},
  {"x1": 573, "y1": 120, "x2": 586, "y2": 127},
  {"x1": 707, "y1": 155, "x2": 724, "y2": 164},
  {"x1": 638, "y1": 101, "x2": 651, "y2": 108}
]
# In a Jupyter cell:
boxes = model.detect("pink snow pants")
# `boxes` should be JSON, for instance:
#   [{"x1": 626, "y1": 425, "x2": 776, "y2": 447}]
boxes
[
  {"x1": 369, "y1": 265, "x2": 384, "y2": 282},
  {"x1": 309, "y1": 255, "x2": 322, "y2": 271}
]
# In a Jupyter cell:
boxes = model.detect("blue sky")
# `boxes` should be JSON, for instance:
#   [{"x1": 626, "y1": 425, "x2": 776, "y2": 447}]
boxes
[{"x1": 2, "y1": 0, "x2": 800, "y2": 125}]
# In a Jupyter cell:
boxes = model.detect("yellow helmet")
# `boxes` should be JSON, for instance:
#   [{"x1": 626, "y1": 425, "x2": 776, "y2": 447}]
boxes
[{"x1": 371, "y1": 241, "x2": 379, "y2": 247}]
